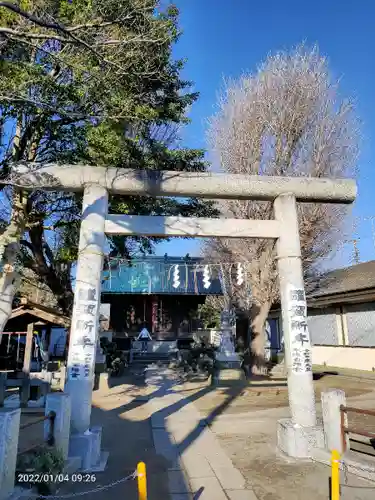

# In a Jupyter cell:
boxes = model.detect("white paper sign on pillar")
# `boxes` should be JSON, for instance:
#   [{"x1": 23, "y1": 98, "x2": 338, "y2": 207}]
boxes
[
  {"x1": 68, "y1": 286, "x2": 99, "y2": 382},
  {"x1": 287, "y1": 285, "x2": 312, "y2": 374}
]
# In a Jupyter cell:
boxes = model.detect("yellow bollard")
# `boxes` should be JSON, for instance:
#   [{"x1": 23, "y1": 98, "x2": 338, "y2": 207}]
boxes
[
  {"x1": 331, "y1": 449, "x2": 340, "y2": 500},
  {"x1": 137, "y1": 462, "x2": 147, "y2": 500}
]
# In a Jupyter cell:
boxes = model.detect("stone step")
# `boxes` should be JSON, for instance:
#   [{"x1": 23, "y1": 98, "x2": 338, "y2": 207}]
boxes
[
  {"x1": 133, "y1": 352, "x2": 170, "y2": 358},
  {"x1": 132, "y1": 340, "x2": 177, "y2": 354},
  {"x1": 132, "y1": 355, "x2": 171, "y2": 362},
  {"x1": 131, "y1": 353, "x2": 172, "y2": 365},
  {"x1": 132, "y1": 359, "x2": 171, "y2": 366}
]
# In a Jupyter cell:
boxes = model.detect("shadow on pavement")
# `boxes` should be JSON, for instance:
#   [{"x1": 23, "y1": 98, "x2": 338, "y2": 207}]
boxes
[
  {"x1": 313, "y1": 371, "x2": 339, "y2": 380},
  {"x1": 60, "y1": 366, "x2": 253, "y2": 499},
  {"x1": 59, "y1": 364, "x2": 291, "y2": 499}
]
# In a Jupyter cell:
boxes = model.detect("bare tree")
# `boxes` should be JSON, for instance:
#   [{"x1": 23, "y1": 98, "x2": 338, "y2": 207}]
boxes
[{"x1": 204, "y1": 45, "x2": 360, "y2": 374}]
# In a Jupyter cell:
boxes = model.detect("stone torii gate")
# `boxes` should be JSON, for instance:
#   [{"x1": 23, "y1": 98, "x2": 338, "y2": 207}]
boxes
[{"x1": 12, "y1": 164, "x2": 356, "y2": 465}]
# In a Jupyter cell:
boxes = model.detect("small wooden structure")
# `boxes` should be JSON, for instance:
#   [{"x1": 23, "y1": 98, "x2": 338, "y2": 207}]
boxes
[
  {"x1": 6, "y1": 297, "x2": 69, "y2": 336},
  {"x1": 0, "y1": 300, "x2": 70, "y2": 408}
]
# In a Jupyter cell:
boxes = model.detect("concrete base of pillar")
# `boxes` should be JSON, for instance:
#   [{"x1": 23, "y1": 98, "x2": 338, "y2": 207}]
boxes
[
  {"x1": 277, "y1": 418, "x2": 325, "y2": 459},
  {"x1": 68, "y1": 426, "x2": 108, "y2": 472}
]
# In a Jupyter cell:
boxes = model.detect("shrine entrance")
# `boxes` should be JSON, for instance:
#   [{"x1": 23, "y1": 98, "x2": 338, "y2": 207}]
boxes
[
  {"x1": 12, "y1": 164, "x2": 356, "y2": 458},
  {"x1": 103, "y1": 292, "x2": 206, "y2": 339},
  {"x1": 101, "y1": 255, "x2": 222, "y2": 339}
]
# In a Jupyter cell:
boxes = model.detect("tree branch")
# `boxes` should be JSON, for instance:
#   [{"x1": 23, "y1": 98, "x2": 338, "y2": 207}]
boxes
[
  {"x1": 0, "y1": 27, "x2": 168, "y2": 46},
  {"x1": 19, "y1": 238, "x2": 34, "y2": 253},
  {"x1": 0, "y1": 2, "x2": 65, "y2": 31},
  {"x1": 0, "y1": 26, "x2": 69, "y2": 42},
  {"x1": 0, "y1": 95, "x2": 141, "y2": 121},
  {"x1": 0, "y1": 2, "x2": 134, "y2": 73}
]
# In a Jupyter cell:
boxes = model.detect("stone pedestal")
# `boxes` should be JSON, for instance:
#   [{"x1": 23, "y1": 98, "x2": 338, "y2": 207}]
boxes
[
  {"x1": 213, "y1": 309, "x2": 244, "y2": 384},
  {"x1": 277, "y1": 418, "x2": 325, "y2": 458},
  {"x1": 0, "y1": 408, "x2": 20, "y2": 500},
  {"x1": 215, "y1": 353, "x2": 242, "y2": 370},
  {"x1": 68, "y1": 427, "x2": 108, "y2": 472},
  {"x1": 44, "y1": 393, "x2": 71, "y2": 461},
  {"x1": 321, "y1": 389, "x2": 347, "y2": 453},
  {"x1": 212, "y1": 367, "x2": 245, "y2": 386}
]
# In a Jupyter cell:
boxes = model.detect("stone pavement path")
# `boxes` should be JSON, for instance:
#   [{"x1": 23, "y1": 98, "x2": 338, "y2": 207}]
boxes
[
  {"x1": 145, "y1": 367, "x2": 258, "y2": 499},
  {"x1": 57, "y1": 366, "x2": 257, "y2": 500},
  {"x1": 57, "y1": 368, "x2": 170, "y2": 500}
]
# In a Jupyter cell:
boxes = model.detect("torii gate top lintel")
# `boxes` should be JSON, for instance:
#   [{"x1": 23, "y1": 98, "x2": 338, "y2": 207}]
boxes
[{"x1": 10, "y1": 163, "x2": 357, "y2": 204}]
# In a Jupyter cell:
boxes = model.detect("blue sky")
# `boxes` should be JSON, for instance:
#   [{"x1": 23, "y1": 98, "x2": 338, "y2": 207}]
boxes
[{"x1": 155, "y1": 0, "x2": 375, "y2": 268}]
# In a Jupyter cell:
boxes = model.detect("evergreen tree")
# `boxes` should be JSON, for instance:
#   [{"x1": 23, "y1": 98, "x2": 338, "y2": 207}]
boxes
[{"x1": 0, "y1": 0, "x2": 216, "y2": 320}]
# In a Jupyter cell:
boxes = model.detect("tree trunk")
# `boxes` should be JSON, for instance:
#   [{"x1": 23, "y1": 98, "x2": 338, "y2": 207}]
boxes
[
  {"x1": 55, "y1": 289, "x2": 73, "y2": 316},
  {"x1": 0, "y1": 256, "x2": 20, "y2": 332},
  {"x1": 0, "y1": 190, "x2": 27, "y2": 331},
  {"x1": 26, "y1": 225, "x2": 74, "y2": 316},
  {"x1": 249, "y1": 301, "x2": 271, "y2": 375}
]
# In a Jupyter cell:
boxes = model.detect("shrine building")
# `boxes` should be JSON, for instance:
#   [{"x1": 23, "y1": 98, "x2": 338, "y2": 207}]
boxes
[{"x1": 100, "y1": 256, "x2": 223, "y2": 339}]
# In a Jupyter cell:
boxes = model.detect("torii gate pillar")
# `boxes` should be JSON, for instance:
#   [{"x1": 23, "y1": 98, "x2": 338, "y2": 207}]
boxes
[
  {"x1": 65, "y1": 184, "x2": 109, "y2": 470},
  {"x1": 274, "y1": 194, "x2": 324, "y2": 456}
]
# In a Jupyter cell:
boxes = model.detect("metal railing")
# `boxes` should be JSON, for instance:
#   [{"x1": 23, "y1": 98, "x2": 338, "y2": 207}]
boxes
[
  {"x1": 340, "y1": 405, "x2": 375, "y2": 453},
  {"x1": 19, "y1": 410, "x2": 56, "y2": 454}
]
